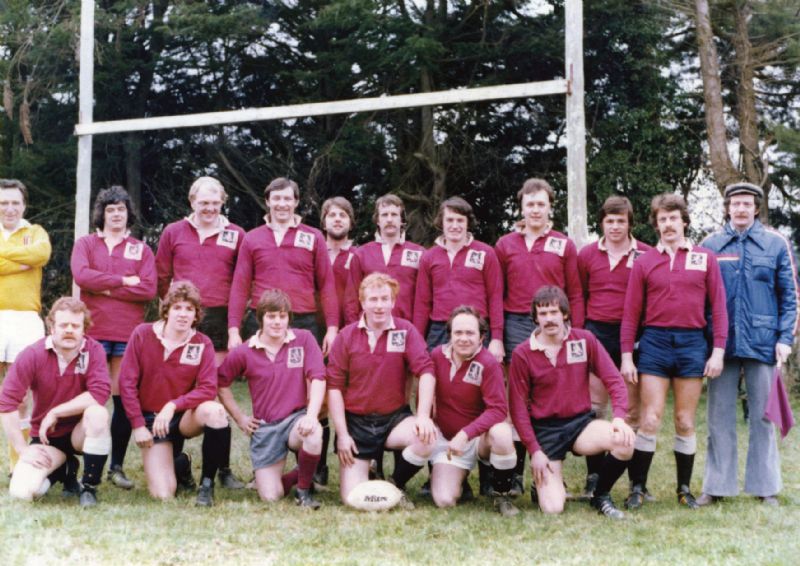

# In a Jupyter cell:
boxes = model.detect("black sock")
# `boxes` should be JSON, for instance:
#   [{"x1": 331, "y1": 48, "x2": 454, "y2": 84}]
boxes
[
  {"x1": 82, "y1": 452, "x2": 108, "y2": 487},
  {"x1": 594, "y1": 454, "x2": 629, "y2": 497},
  {"x1": 628, "y1": 449, "x2": 655, "y2": 488},
  {"x1": 674, "y1": 451, "x2": 695, "y2": 491},
  {"x1": 491, "y1": 465, "x2": 514, "y2": 494},
  {"x1": 513, "y1": 441, "x2": 527, "y2": 477},
  {"x1": 48, "y1": 460, "x2": 68, "y2": 485},
  {"x1": 586, "y1": 452, "x2": 605, "y2": 477},
  {"x1": 172, "y1": 437, "x2": 185, "y2": 459},
  {"x1": 317, "y1": 418, "x2": 330, "y2": 472},
  {"x1": 391, "y1": 452, "x2": 423, "y2": 490},
  {"x1": 478, "y1": 461, "x2": 492, "y2": 491},
  {"x1": 110, "y1": 395, "x2": 132, "y2": 468},
  {"x1": 201, "y1": 426, "x2": 230, "y2": 481}
]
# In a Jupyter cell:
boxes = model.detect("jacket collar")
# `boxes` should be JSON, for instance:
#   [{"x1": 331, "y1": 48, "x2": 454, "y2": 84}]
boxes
[{"x1": 723, "y1": 219, "x2": 766, "y2": 250}]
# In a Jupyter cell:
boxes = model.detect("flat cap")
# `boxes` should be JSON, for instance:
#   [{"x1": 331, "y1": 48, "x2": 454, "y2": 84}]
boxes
[{"x1": 724, "y1": 182, "x2": 764, "y2": 199}]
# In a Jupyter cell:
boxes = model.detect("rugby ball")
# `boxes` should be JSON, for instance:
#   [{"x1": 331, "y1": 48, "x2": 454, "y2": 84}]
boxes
[{"x1": 346, "y1": 480, "x2": 404, "y2": 511}]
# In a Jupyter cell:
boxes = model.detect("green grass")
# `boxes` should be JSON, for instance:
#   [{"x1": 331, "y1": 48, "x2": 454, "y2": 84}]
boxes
[{"x1": 1, "y1": 381, "x2": 799, "y2": 565}]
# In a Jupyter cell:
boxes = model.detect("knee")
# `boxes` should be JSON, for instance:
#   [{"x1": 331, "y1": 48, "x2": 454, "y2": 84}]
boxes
[
  {"x1": 303, "y1": 429, "x2": 323, "y2": 453},
  {"x1": 433, "y1": 491, "x2": 458, "y2": 508},
  {"x1": 410, "y1": 440, "x2": 433, "y2": 459},
  {"x1": 612, "y1": 443, "x2": 634, "y2": 461},
  {"x1": 258, "y1": 486, "x2": 284, "y2": 502},
  {"x1": 538, "y1": 495, "x2": 565, "y2": 515},
  {"x1": 674, "y1": 415, "x2": 695, "y2": 436},
  {"x1": 149, "y1": 483, "x2": 176, "y2": 501},
  {"x1": 488, "y1": 423, "x2": 513, "y2": 452},
  {"x1": 83, "y1": 404, "x2": 110, "y2": 433},
  {"x1": 198, "y1": 401, "x2": 228, "y2": 429},
  {"x1": 639, "y1": 411, "x2": 662, "y2": 435}
]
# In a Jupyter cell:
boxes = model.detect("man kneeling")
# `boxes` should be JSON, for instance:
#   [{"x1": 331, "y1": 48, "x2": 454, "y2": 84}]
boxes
[
  {"x1": 509, "y1": 286, "x2": 634, "y2": 518},
  {"x1": 429, "y1": 306, "x2": 518, "y2": 516},
  {"x1": 119, "y1": 281, "x2": 232, "y2": 506},
  {"x1": 0, "y1": 297, "x2": 111, "y2": 507},
  {"x1": 218, "y1": 289, "x2": 325, "y2": 508}
]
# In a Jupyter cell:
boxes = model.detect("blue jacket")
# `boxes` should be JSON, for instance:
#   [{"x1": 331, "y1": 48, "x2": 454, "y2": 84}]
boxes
[{"x1": 702, "y1": 220, "x2": 799, "y2": 364}]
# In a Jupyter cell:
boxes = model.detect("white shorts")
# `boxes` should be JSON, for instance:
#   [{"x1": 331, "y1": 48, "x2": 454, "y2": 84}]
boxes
[
  {"x1": 0, "y1": 311, "x2": 44, "y2": 363},
  {"x1": 430, "y1": 432, "x2": 480, "y2": 471}
]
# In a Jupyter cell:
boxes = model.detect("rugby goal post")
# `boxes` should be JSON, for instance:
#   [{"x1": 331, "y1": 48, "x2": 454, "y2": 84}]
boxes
[{"x1": 74, "y1": 0, "x2": 587, "y2": 245}]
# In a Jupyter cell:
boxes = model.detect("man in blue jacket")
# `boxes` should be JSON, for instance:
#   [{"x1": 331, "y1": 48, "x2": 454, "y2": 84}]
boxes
[{"x1": 699, "y1": 182, "x2": 798, "y2": 506}]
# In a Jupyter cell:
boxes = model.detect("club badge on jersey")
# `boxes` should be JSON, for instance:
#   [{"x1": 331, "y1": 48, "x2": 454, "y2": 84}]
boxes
[
  {"x1": 626, "y1": 248, "x2": 646, "y2": 268},
  {"x1": 287, "y1": 347, "x2": 305, "y2": 368},
  {"x1": 401, "y1": 249, "x2": 421, "y2": 269},
  {"x1": 386, "y1": 330, "x2": 407, "y2": 353},
  {"x1": 124, "y1": 241, "x2": 143, "y2": 261},
  {"x1": 566, "y1": 339, "x2": 587, "y2": 364},
  {"x1": 685, "y1": 251, "x2": 708, "y2": 272},
  {"x1": 465, "y1": 250, "x2": 485, "y2": 270},
  {"x1": 463, "y1": 361, "x2": 484, "y2": 386},
  {"x1": 75, "y1": 351, "x2": 89, "y2": 375},
  {"x1": 544, "y1": 236, "x2": 566, "y2": 257},
  {"x1": 216, "y1": 229, "x2": 239, "y2": 250},
  {"x1": 180, "y1": 343, "x2": 204, "y2": 365},
  {"x1": 294, "y1": 231, "x2": 315, "y2": 251}
]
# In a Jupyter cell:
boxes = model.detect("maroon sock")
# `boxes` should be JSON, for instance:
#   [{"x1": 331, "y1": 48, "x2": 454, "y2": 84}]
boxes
[
  {"x1": 297, "y1": 449, "x2": 321, "y2": 490},
  {"x1": 281, "y1": 468, "x2": 299, "y2": 494}
]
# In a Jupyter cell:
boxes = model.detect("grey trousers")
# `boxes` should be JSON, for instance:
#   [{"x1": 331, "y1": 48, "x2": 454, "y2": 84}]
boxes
[{"x1": 703, "y1": 358, "x2": 782, "y2": 497}]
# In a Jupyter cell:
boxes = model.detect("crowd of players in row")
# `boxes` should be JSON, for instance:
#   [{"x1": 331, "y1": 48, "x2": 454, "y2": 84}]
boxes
[{"x1": 0, "y1": 175, "x2": 795, "y2": 518}]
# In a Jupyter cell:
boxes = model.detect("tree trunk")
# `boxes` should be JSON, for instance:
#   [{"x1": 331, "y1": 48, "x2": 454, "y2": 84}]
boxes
[{"x1": 693, "y1": 0, "x2": 741, "y2": 191}]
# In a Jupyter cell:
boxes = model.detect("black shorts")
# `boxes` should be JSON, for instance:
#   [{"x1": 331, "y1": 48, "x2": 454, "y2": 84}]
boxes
[
  {"x1": 585, "y1": 320, "x2": 622, "y2": 367},
  {"x1": 345, "y1": 406, "x2": 413, "y2": 461},
  {"x1": 31, "y1": 433, "x2": 79, "y2": 457},
  {"x1": 198, "y1": 306, "x2": 229, "y2": 351},
  {"x1": 531, "y1": 411, "x2": 595, "y2": 461},
  {"x1": 242, "y1": 309, "x2": 324, "y2": 346},
  {"x1": 144, "y1": 411, "x2": 186, "y2": 444}
]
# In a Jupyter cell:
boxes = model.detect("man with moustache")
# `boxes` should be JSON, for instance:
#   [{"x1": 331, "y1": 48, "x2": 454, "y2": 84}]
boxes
[
  {"x1": 228, "y1": 177, "x2": 338, "y2": 355},
  {"x1": 155, "y1": 176, "x2": 247, "y2": 490},
  {"x1": 698, "y1": 182, "x2": 798, "y2": 507},
  {"x1": 0, "y1": 179, "x2": 52, "y2": 474},
  {"x1": 577, "y1": 196, "x2": 651, "y2": 499},
  {"x1": 345, "y1": 194, "x2": 425, "y2": 324},
  {"x1": 71, "y1": 186, "x2": 157, "y2": 491},
  {"x1": 620, "y1": 193, "x2": 728, "y2": 510},
  {"x1": 0, "y1": 297, "x2": 111, "y2": 507}
]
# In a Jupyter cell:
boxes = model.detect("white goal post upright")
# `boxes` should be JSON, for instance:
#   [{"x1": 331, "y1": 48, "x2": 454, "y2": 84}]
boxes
[{"x1": 75, "y1": 0, "x2": 588, "y2": 245}]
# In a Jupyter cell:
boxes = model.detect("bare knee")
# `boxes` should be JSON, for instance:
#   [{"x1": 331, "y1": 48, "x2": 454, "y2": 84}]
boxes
[
  {"x1": 639, "y1": 411, "x2": 663, "y2": 435},
  {"x1": 149, "y1": 483, "x2": 176, "y2": 501},
  {"x1": 611, "y1": 443, "x2": 634, "y2": 461},
  {"x1": 258, "y1": 486, "x2": 284, "y2": 502},
  {"x1": 538, "y1": 494, "x2": 565, "y2": 515},
  {"x1": 83, "y1": 404, "x2": 110, "y2": 434},
  {"x1": 674, "y1": 414, "x2": 695, "y2": 437},
  {"x1": 488, "y1": 423, "x2": 514, "y2": 453},
  {"x1": 302, "y1": 427, "x2": 323, "y2": 454},
  {"x1": 197, "y1": 401, "x2": 228, "y2": 428},
  {"x1": 433, "y1": 491, "x2": 459, "y2": 508}
]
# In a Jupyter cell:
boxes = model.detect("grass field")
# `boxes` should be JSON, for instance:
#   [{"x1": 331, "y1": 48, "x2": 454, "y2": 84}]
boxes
[{"x1": 1, "y1": 380, "x2": 799, "y2": 565}]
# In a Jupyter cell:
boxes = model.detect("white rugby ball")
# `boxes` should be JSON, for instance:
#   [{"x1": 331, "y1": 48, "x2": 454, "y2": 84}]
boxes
[{"x1": 346, "y1": 480, "x2": 404, "y2": 511}]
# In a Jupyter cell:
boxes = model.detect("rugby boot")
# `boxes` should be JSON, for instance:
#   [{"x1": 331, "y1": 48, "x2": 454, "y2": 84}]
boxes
[
  {"x1": 624, "y1": 484, "x2": 646, "y2": 510},
  {"x1": 196, "y1": 477, "x2": 215, "y2": 507},
  {"x1": 295, "y1": 488, "x2": 321, "y2": 510},
  {"x1": 676, "y1": 485, "x2": 699, "y2": 509},
  {"x1": 696, "y1": 493, "x2": 723, "y2": 507},
  {"x1": 79, "y1": 484, "x2": 98, "y2": 508},
  {"x1": 493, "y1": 492, "x2": 520, "y2": 517},
  {"x1": 509, "y1": 473, "x2": 524, "y2": 497},
  {"x1": 107, "y1": 465, "x2": 134, "y2": 490},
  {"x1": 591, "y1": 494, "x2": 625, "y2": 520},
  {"x1": 175, "y1": 453, "x2": 197, "y2": 493},
  {"x1": 218, "y1": 467, "x2": 245, "y2": 490},
  {"x1": 312, "y1": 466, "x2": 329, "y2": 489},
  {"x1": 578, "y1": 473, "x2": 599, "y2": 502}
]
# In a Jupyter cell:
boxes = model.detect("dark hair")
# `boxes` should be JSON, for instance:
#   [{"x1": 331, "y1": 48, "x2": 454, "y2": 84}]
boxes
[
  {"x1": 446, "y1": 305, "x2": 488, "y2": 340},
  {"x1": 46, "y1": 296, "x2": 92, "y2": 332},
  {"x1": 649, "y1": 193, "x2": 690, "y2": 228},
  {"x1": 159, "y1": 281, "x2": 204, "y2": 328},
  {"x1": 598, "y1": 196, "x2": 634, "y2": 234},
  {"x1": 255, "y1": 289, "x2": 293, "y2": 330},
  {"x1": 264, "y1": 177, "x2": 300, "y2": 201},
  {"x1": 0, "y1": 179, "x2": 28, "y2": 205},
  {"x1": 92, "y1": 185, "x2": 136, "y2": 230},
  {"x1": 531, "y1": 285, "x2": 571, "y2": 324},
  {"x1": 321, "y1": 197, "x2": 355, "y2": 232},
  {"x1": 517, "y1": 178, "x2": 554, "y2": 207},
  {"x1": 372, "y1": 194, "x2": 406, "y2": 227},
  {"x1": 434, "y1": 196, "x2": 477, "y2": 232}
]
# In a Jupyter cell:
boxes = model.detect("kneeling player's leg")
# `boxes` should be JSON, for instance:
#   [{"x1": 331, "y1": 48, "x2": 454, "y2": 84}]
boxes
[
  {"x1": 9, "y1": 444, "x2": 66, "y2": 501},
  {"x1": 584, "y1": 374, "x2": 608, "y2": 491},
  {"x1": 573, "y1": 420, "x2": 631, "y2": 501},
  {"x1": 673, "y1": 377, "x2": 702, "y2": 493},
  {"x1": 386, "y1": 416, "x2": 432, "y2": 490},
  {"x1": 431, "y1": 463, "x2": 468, "y2": 508},
  {"x1": 254, "y1": 461, "x2": 287, "y2": 502},
  {"x1": 479, "y1": 423, "x2": 517, "y2": 495},
  {"x1": 181, "y1": 401, "x2": 231, "y2": 486},
  {"x1": 72, "y1": 405, "x2": 111, "y2": 492},
  {"x1": 339, "y1": 459, "x2": 371, "y2": 504},
  {"x1": 534, "y1": 458, "x2": 566, "y2": 514},
  {"x1": 287, "y1": 418, "x2": 323, "y2": 494},
  {"x1": 141, "y1": 442, "x2": 177, "y2": 499}
]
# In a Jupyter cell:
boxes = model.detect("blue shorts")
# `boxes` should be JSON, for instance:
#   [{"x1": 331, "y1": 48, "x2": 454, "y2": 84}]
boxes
[
  {"x1": 637, "y1": 327, "x2": 708, "y2": 379},
  {"x1": 99, "y1": 340, "x2": 127, "y2": 358},
  {"x1": 504, "y1": 312, "x2": 534, "y2": 363}
]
